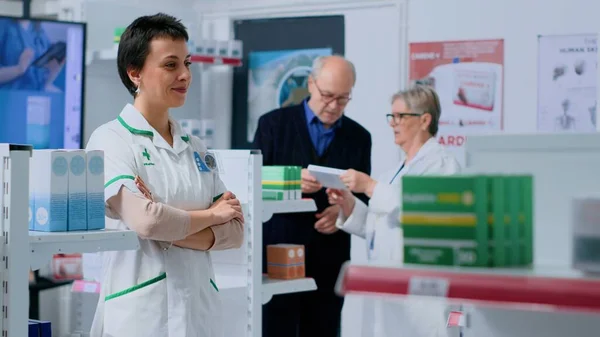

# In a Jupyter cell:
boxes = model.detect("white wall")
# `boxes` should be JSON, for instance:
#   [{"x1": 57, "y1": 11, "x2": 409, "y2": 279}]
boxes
[
  {"x1": 82, "y1": 0, "x2": 208, "y2": 144},
  {"x1": 0, "y1": 0, "x2": 59, "y2": 18},
  {"x1": 409, "y1": 0, "x2": 600, "y2": 136}
]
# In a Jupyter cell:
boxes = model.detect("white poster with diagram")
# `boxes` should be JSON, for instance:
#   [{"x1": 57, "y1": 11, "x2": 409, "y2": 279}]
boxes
[{"x1": 537, "y1": 34, "x2": 597, "y2": 132}]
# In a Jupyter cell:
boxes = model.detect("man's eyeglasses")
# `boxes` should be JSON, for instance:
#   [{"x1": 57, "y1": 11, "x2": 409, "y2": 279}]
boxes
[
  {"x1": 386, "y1": 112, "x2": 421, "y2": 124},
  {"x1": 314, "y1": 81, "x2": 352, "y2": 105}
]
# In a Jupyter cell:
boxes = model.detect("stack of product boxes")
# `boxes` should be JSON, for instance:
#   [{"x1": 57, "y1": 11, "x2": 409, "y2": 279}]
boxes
[
  {"x1": 29, "y1": 149, "x2": 105, "y2": 232},
  {"x1": 262, "y1": 166, "x2": 302, "y2": 201},
  {"x1": 28, "y1": 319, "x2": 52, "y2": 337},
  {"x1": 400, "y1": 175, "x2": 533, "y2": 267},
  {"x1": 262, "y1": 166, "x2": 306, "y2": 279}
]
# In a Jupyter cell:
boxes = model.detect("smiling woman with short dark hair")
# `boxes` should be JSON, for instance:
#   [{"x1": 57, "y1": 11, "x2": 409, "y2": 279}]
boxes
[{"x1": 86, "y1": 13, "x2": 244, "y2": 337}]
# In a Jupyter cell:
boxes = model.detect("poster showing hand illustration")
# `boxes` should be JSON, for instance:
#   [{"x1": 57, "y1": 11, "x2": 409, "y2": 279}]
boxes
[
  {"x1": 246, "y1": 48, "x2": 332, "y2": 142},
  {"x1": 537, "y1": 34, "x2": 597, "y2": 133},
  {"x1": 408, "y1": 39, "x2": 504, "y2": 165}
]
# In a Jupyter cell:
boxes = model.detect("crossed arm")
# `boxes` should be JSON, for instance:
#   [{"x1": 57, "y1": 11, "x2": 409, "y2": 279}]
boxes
[{"x1": 106, "y1": 179, "x2": 244, "y2": 251}]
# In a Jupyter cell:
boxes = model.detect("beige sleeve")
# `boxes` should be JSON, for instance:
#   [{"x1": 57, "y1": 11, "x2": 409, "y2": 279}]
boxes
[
  {"x1": 107, "y1": 186, "x2": 191, "y2": 242},
  {"x1": 208, "y1": 218, "x2": 244, "y2": 251}
]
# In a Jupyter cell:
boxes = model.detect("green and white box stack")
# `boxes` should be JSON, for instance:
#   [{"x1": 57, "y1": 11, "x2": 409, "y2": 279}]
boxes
[
  {"x1": 401, "y1": 175, "x2": 533, "y2": 267},
  {"x1": 262, "y1": 166, "x2": 302, "y2": 200}
]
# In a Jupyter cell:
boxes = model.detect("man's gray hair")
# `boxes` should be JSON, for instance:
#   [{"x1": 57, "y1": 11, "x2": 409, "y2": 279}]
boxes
[
  {"x1": 391, "y1": 85, "x2": 442, "y2": 136},
  {"x1": 311, "y1": 55, "x2": 357, "y2": 85}
]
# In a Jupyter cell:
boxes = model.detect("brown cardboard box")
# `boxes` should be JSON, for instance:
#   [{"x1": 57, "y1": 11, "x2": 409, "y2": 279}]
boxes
[{"x1": 266, "y1": 244, "x2": 305, "y2": 280}]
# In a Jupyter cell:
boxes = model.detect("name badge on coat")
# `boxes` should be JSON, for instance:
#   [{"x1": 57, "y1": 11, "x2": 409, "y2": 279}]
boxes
[{"x1": 194, "y1": 152, "x2": 211, "y2": 172}]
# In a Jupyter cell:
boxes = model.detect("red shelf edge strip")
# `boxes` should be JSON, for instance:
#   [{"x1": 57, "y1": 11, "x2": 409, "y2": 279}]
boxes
[{"x1": 337, "y1": 265, "x2": 600, "y2": 313}]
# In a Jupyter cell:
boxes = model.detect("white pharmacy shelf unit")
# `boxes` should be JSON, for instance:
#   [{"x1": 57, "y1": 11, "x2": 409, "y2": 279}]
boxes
[
  {"x1": 263, "y1": 199, "x2": 317, "y2": 222},
  {"x1": 336, "y1": 263, "x2": 600, "y2": 314},
  {"x1": 262, "y1": 276, "x2": 317, "y2": 305},
  {"x1": 29, "y1": 229, "x2": 139, "y2": 270},
  {"x1": 0, "y1": 144, "x2": 141, "y2": 337},
  {"x1": 261, "y1": 199, "x2": 317, "y2": 305},
  {"x1": 209, "y1": 150, "x2": 318, "y2": 337},
  {"x1": 0, "y1": 146, "x2": 317, "y2": 337}
]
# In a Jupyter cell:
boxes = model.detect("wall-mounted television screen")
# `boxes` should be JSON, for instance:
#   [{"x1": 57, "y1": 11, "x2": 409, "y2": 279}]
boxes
[{"x1": 0, "y1": 16, "x2": 86, "y2": 149}]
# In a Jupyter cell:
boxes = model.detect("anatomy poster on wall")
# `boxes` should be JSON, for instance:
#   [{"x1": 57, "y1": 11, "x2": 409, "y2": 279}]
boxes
[
  {"x1": 246, "y1": 48, "x2": 332, "y2": 142},
  {"x1": 408, "y1": 39, "x2": 504, "y2": 165},
  {"x1": 537, "y1": 34, "x2": 597, "y2": 132}
]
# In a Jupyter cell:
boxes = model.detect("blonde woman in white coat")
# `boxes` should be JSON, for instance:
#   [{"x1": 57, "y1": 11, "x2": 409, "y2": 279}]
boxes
[{"x1": 327, "y1": 85, "x2": 461, "y2": 337}]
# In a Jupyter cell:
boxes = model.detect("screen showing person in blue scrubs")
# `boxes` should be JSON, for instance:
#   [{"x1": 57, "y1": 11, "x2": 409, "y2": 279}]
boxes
[{"x1": 0, "y1": 16, "x2": 85, "y2": 149}]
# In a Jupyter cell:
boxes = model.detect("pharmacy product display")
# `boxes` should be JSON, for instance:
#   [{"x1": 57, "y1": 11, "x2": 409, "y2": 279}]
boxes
[
  {"x1": 401, "y1": 175, "x2": 533, "y2": 267},
  {"x1": 262, "y1": 166, "x2": 302, "y2": 200},
  {"x1": 29, "y1": 149, "x2": 105, "y2": 232},
  {"x1": 2, "y1": 143, "x2": 137, "y2": 337},
  {"x1": 267, "y1": 244, "x2": 306, "y2": 280}
]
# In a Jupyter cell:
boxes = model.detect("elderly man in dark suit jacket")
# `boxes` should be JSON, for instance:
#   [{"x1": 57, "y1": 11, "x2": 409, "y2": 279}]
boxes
[{"x1": 253, "y1": 55, "x2": 372, "y2": 337}]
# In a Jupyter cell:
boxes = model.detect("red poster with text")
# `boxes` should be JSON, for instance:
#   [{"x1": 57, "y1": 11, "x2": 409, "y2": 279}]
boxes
[{"x1": 409, "y1": 39, "x2": 504, "y2": 165}]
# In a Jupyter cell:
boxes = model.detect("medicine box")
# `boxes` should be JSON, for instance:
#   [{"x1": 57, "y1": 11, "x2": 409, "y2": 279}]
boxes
[
  {"x1": 519, "y1": 175, "x2": 534, "y2": 265},
  {"x1": 267, "y1": 244, "x2": 305, "y2": 280},
  {"x1": 262, "y1": 166, "x2": 301, "y2": 200},
  {"x1": 28, "y1": 321, "x2": 39, "y2": 337},
  {"x1": 401, "y1": 175, "x2": 533, "y2": 268},
  {"x1": 294, "y1": 167, "x2": 302, "y2": 199},
  {"x1": 488, "y1": 175, "x2": 534, "y2": 267},
  {"x1": 502, "y1": 176, "x2": 525, "y2": 266},
  {"x1": 307, "y1": 164, "x2": 346, "y2": 190},
  {"x1": 32, "y1": 150, "x2": 68, "y2": 232},
  {"x1": 67, "y1": 150, "x2": 87, "y2": 231},
  {"x1": 86, "y1": 150, "x2": 105, "y2": 230},
  {"x1": 488, "y1": 176, "x2": 510, "y2": 267},
  {"x1": 28, "y1": 319, "x2": 52, "y2": 337},
  {"x1": 572, "y1": 195, "x2": 600, "y2": 273},
  {"x1": 401, "y1": 175, "x2": 490, "y2": 267},
  {"x1": 228, "y1": 40, "x2": 242, "y2": 58}
]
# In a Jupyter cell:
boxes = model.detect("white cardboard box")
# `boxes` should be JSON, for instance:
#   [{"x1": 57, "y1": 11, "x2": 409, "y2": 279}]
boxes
[
  {"x1": 307, "y1": 164, "x2": 347, "y2": 189},
  {"x1": 67, "y1": 150, "x2": 87, "y2": 231},
  {"x1": 85, "y1": 150, "x2": 105, "y2": 230},
  {"x1": 32, "y1": 150, "x2": 68, "y2": 232}
]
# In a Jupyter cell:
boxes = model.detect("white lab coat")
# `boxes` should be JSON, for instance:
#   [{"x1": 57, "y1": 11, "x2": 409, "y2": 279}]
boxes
[
  {"x1": 86, "y1": 104, "x2": 227, "y2": 337},
  {"x1": 336, "y1": 137, "x2": 461, "y2": 337}
]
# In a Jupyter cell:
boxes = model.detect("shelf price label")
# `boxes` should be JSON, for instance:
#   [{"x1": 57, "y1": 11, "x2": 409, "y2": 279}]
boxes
[{"x1": 408, "y1": 276, "x2": 449, "y2": 297}]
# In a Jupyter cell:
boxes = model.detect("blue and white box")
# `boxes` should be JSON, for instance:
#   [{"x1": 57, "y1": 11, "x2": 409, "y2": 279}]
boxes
[
  {"x1": 68, "y1": 150, "x2": 87, "y2": 231},
  {"x1": 28, "y1": 319, "x2": 52, "y2": 337},
  {"x1": 32, "y1": 150, "x2": 68, "y2": 232},
  {"x1": 86, "y1": 150, "x2": 105, "y2": 230},
  {"x1": 28, "y1": 321, "x2": 39, "y2": 337}
]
